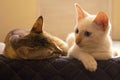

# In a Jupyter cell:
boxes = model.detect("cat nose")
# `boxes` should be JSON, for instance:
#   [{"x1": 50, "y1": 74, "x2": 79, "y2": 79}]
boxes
[{"x1": 75, "y1": 36, "x2": 82, "y2": 44}]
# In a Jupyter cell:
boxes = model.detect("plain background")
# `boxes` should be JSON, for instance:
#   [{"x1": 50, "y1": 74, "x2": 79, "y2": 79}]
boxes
[{"x1": 0, "y1": 0, "x2": 119, "y2": 42}]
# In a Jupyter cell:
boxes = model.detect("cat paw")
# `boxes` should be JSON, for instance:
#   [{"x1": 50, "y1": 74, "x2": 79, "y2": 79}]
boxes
[{"x1": 82, "y1": 57, "x2": 97, "y2": 72}]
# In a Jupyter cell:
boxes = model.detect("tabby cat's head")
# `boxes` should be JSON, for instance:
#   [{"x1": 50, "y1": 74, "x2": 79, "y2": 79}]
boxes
[{"x1": 4, "y1": 16, "x2": 61, "y2": 59}]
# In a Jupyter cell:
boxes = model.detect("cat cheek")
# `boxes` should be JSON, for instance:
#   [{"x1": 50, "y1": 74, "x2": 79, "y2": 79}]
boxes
[{"x1": 16, "y1": 47, "x2": 29, "y2": 59}]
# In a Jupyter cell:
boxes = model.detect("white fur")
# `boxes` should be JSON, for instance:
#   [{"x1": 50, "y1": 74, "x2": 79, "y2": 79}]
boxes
[
  {"x1": 67, "y1": 23, "x2": 112, "y2": 72},
  {"x1": 66, "y1": 3, "x2": 113, "y2": 72},
  {"x1": 66, "y1": 33, "x2": 75, "y2": 48}
]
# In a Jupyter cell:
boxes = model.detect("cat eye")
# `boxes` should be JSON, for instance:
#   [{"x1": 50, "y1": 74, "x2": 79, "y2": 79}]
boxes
[
  {"x1": 75, "y1": 28, "x2": 79, "y2": 34},
  {"x1": 84, "y1": 31, "x2": 91, "y2": 37}
]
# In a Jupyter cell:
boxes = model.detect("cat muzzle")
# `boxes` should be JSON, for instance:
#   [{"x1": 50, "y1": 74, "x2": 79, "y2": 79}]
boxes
[{"x1": 75, "y1": 36, "x2": 82, "y2": 44}]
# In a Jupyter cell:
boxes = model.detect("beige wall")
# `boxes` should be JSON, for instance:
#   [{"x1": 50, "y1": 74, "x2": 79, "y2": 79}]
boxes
[
  {"x1": 112, "y1": 0, "x2": 120, "y2": 40},
  {"x1": 39, "y1": 0, "x2": 112, "y2": 41},
  {"x1": 0, "y1": 0, "x2": 39, "y2": 42},
  {"x1": 0, "y1": 0, "x2": 120, "y2": 42}
]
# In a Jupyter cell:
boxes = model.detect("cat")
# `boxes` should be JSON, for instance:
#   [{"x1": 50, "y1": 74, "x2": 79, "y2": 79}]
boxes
[
  {"x1": 3, "y1": 16, "x2": 68, "y2": 59},
  {"x1": 66, "y1": 3, "x2": 114, "y2": 72}
]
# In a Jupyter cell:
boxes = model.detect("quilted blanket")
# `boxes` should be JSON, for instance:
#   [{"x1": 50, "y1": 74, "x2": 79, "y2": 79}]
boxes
[{"x1": 0, "y1": 55, "x2": 120, "y2": 80}]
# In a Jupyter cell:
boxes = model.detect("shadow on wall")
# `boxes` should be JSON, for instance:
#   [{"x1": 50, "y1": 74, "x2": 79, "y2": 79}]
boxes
[{"x1": 0, "y1": 0, "x2": 39, "y2": 42}]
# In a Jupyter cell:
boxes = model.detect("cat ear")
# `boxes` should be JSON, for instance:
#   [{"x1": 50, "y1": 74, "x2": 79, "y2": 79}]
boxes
[
  {"x1": 31, "y1": 16, "x2": 43, "y2": 33},
  {"x1": 74, "y1": 3, "x2": 87, "y2": 21},
  {"x1": 93, "y1": 12, "x2": 108, "y2": 31}
]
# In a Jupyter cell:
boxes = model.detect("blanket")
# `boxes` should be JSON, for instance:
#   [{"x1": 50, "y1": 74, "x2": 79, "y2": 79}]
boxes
[{"x1": 0, "y1": 55, "x2": 120, "y2": 80}]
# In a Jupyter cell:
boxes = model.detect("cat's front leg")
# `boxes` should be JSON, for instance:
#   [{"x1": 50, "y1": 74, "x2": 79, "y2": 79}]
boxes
[
  {"x1": 68, "y1": 45, "x2": 97, "y2": 72},
  {"x1": 78, "y1": 52, "x2": 97, "y2": 72}
]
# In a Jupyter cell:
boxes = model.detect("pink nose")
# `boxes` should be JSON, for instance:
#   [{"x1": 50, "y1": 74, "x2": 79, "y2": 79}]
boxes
[{"x1": 75, "y1": 36, "x2": 82, "y2": 44}]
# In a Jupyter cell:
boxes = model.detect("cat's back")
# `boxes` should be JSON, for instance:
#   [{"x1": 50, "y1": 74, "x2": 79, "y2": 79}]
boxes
[{"x1": 66, "y1": 32, "x2": 75, "y2": 48}]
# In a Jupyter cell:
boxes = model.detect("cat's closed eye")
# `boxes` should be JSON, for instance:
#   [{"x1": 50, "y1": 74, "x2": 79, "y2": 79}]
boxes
[
  {"x1": 75, "y1": 28, "x2": 79, "y2": 34},
  {"x1": 84, "y1": 31, "x2": 91, "y2": 37}
]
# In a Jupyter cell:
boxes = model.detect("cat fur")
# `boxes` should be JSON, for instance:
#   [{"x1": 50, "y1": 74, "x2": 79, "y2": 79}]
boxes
[
  {"x1": 4, "y1": 16, "x2": 68, "y2": 59},
  {"x1": 66, "y1": 3, "x2": 113, "y2": 72}
]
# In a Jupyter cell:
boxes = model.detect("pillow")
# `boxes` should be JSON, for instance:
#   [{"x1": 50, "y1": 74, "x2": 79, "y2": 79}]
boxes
[{"x1": 0, "y1": 42, "x2": 5, "y2": 54}]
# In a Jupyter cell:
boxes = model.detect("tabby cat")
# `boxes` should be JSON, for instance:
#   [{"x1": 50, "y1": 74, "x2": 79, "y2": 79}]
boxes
[{"x1": 4, "y1": 16, "x2": 68, "y2": 59}]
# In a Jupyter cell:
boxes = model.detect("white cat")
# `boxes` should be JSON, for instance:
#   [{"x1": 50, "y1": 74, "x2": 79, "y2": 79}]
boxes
[{"x1": 66, "y1": 3, "x2": 113, "y2": 72}]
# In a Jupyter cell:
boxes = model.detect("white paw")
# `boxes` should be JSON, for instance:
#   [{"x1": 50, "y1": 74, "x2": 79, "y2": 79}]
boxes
[{"x1": 82, "y1": 57, "x2": 97, "y2": 72}]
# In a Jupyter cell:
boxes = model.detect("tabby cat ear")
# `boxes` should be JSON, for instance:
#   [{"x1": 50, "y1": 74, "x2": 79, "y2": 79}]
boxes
[
  {"x1": 31, "y1": 16, "x2": 43, "y2": 33},
  {"x1": 74, "y1": 3, "x2": 87, "y2": 21},
  {"x1": 93, "y1": 12, "x2": 108, "y2": 31}
]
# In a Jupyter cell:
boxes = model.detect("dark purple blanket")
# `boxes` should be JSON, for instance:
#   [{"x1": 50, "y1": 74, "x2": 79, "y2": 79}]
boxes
[{"x1": 0, "y1": 55, "x2": 120, "y2": 80}]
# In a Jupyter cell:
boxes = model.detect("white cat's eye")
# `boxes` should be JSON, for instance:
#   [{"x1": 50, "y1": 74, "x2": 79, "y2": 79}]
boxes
[
  {"x1": 75, "y1": 28, "x2": 79, "y2": 34},
  {"x1": 84, "y1": 31, "x2": 91, "y2": 37}
]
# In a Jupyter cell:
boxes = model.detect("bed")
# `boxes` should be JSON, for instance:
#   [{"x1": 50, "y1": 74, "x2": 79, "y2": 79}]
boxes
[{"x1": 0, "y1": 42, "x2": 120, "y2": 80}]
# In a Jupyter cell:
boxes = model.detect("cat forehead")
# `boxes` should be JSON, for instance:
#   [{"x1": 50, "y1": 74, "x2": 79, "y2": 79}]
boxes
[
  {"x1": 76, "y1": 17, "x2": 100, "y2": 32},
  {"x1": 77, "y1": 17, "x2": 94, "y2": 29},
  {"x1": 78, "y1": 14, "x2": 95, "y2": 23}
]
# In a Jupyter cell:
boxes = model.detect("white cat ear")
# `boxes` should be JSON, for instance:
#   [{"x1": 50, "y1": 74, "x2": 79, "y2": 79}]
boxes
[
  {"x1": 93, "y1": 12, "x2": 108, "y2": 31},
  {"x1": 31, "y1": 16, "x2": 43, "y2": 33},
  {"x1": 74, "y1": 3, "x2": 87, "y2": 21}
]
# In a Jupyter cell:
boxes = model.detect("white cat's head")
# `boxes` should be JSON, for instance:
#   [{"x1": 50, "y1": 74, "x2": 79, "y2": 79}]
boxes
[{"x1": 74, "y1": 3, "x2": 111, "y2": 48}]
